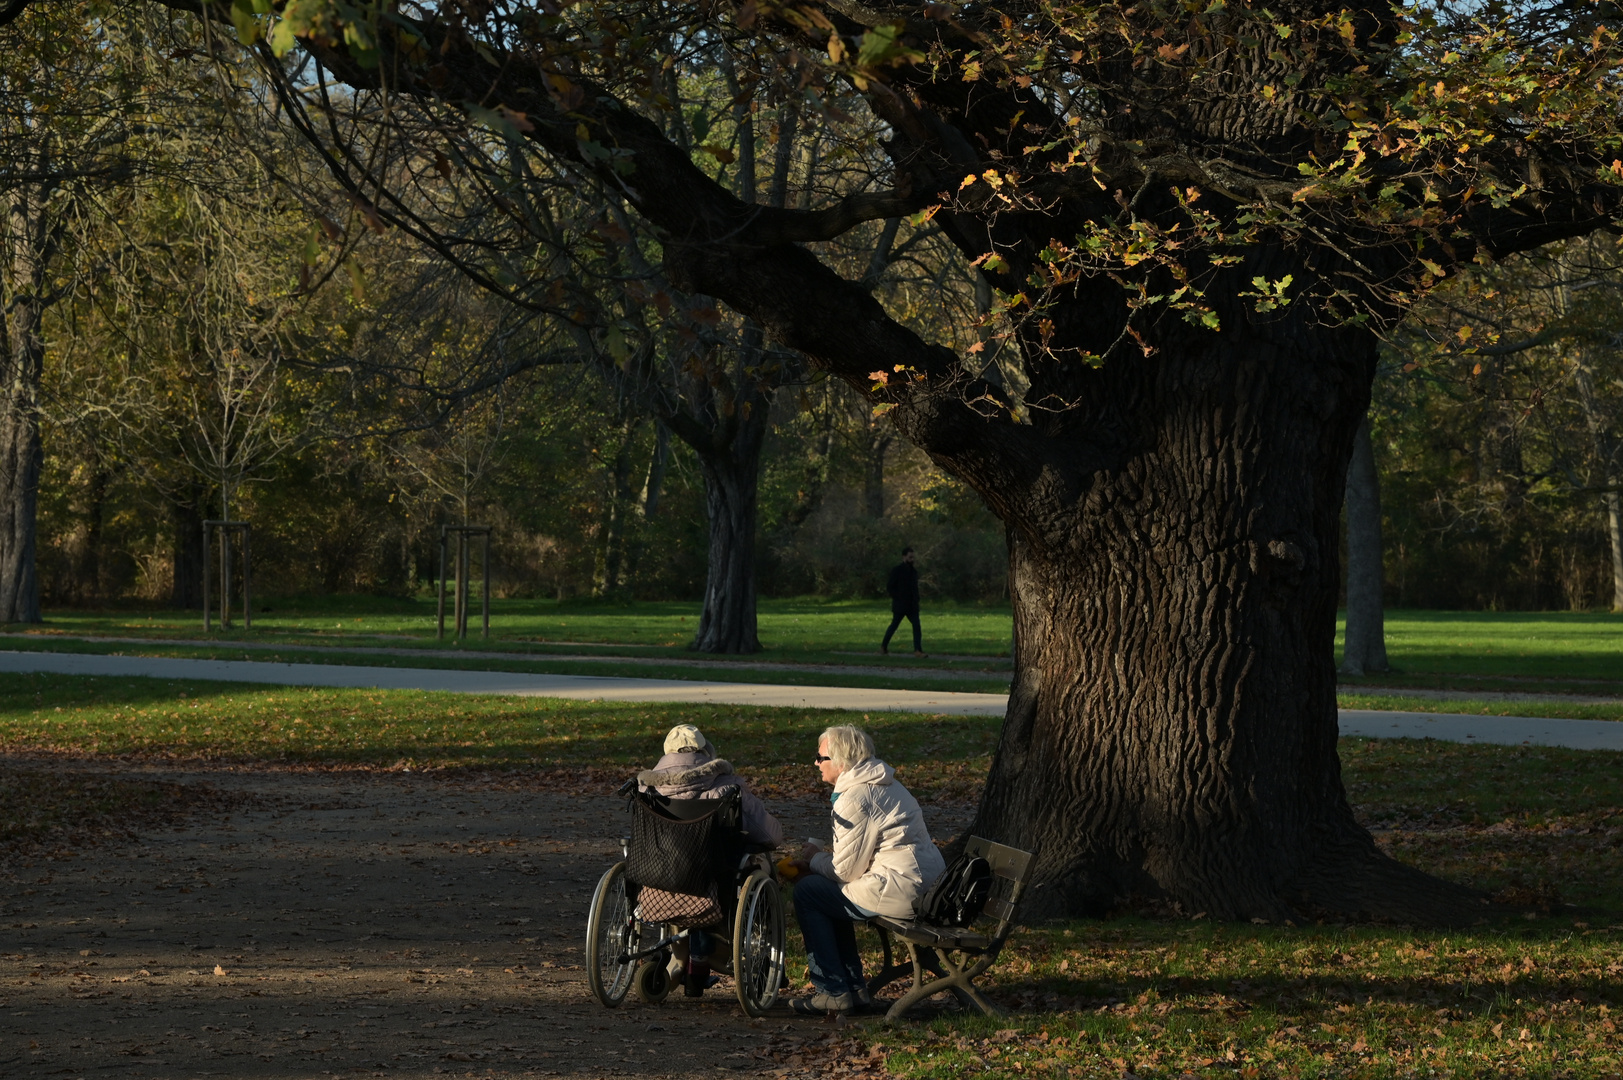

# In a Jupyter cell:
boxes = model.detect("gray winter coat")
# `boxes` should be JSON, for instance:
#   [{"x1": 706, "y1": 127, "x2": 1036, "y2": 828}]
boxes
[{"x1": 637, "y1": 751, "x2": 784, "y2": 848}]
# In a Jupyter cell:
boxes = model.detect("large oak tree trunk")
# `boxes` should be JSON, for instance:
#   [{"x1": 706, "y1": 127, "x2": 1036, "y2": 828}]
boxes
[
  {"x1": 960, "y1": 325, "x2": 1476, "y2": 923},
  {"x1": 1340, "y1": 416, "x2": 1389, "y2": 675}
]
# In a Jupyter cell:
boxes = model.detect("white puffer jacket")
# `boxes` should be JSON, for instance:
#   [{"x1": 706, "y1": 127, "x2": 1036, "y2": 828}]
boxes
[{"x1": 808, "y1": 758, "x2": 945, "y2": 918}]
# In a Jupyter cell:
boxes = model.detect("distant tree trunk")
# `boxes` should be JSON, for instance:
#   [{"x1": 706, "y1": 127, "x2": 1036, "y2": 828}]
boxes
[
  {"x1": 1573, "y1": 353, "x2": 1623, "y2": 613},
  {"x1": 1606, "y1": 490, "x2": 1623, "y2": 614},
  {"x1": 170, "y1": 493, "x2": 205, "y2": 610},
  {"x1": 690, "y1": 434, "x2": 763, "y2": 653},
  {"x1": 861, "y1": 426, "x2": 891, "y2": 519},
  {"x1": 0, "y1": 325, "x2": 42, "y2": 623},
  {"x1": 783, "y1": 405, "x2": 835, "y2": 529},
  {"x1": 595, "y1": 415, "x2": 642, "y2": 596},
  {"x1": 679, "y1": 338, "x2": 774, "y2": 653},
  {"x1": 1340, "y1": 416, "x2": 1389, "y2": 675},
  {"x1": 79, "y1": 458, "x2": 109, "y2": 603},
  {"x1": 622, "y1": 420, "x2": 669, "y2": 588},
  {"x1": 0, "y1": 193, "x2": 51, "y2": 624},
  {"x1": 639, "y1": 420, "x2": 670, "y2": 518}
]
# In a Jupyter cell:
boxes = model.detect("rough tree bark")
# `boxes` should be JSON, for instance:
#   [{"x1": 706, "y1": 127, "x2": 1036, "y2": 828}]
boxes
[
  {"x1": 1340, "y1": 417, "x2": 1390, "y2": 676},
  {"x1": 208, "y1": 0, "x2": 1623, "y2": 921},
  {"x1": 958, "y1": 321, "x2": 1459, "y2": 921}
]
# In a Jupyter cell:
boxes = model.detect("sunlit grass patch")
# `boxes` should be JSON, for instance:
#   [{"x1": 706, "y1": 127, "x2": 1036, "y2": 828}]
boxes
[
  {"x1": 0, "y1": 671, "x2": 997, "y2": 799},
  {"x1": 1339, "y1": 693, "x2": 1623, "y2": 722}
]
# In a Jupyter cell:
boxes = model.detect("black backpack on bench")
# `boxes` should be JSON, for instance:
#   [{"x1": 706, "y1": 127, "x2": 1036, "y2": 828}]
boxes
[{"x1": 916, "y1": 852, "x2": 993, "y2": 927}]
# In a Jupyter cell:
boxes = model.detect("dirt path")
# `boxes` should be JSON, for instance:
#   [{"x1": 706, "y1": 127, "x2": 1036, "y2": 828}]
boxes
[{"x1": 1, "y1": 764, "x2": 975, "y2": 1078}]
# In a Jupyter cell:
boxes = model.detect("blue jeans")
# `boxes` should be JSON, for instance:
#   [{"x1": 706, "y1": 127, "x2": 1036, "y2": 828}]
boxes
[
  {"x1": 883, "y1": 611, "x2": 921, "y2": 652},
  {"x1": 793, "y1": 873, "x2": 876, "y2": 998}
]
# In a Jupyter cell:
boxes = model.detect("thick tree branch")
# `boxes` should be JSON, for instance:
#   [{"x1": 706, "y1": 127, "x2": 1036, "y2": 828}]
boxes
[{"x1": 0, "y1": 0, "x2": 33, "y2": 27}]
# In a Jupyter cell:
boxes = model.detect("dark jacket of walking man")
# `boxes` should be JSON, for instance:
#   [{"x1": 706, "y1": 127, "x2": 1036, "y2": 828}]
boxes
[{"x1": 881, "y1": 547, "x2": 925, "y2": 657}]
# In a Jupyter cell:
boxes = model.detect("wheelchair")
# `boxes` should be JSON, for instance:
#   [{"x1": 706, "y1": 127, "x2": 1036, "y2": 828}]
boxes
[{"x1": 585, "y1": 781, "x2": 786, "y2": 1016}]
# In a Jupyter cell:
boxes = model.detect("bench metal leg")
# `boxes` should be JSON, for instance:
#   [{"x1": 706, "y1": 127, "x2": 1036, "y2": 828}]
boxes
[
  {"x1": 881, "y1": 941, "x2": 1002, "y2": 1021},
  {"x1": 865, "y1": 925, "x2": 915, "y2": 999}
]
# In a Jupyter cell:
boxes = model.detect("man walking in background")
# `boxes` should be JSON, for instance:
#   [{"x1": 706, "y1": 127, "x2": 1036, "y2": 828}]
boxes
[{"x1": 881, "y1": 546, "x2": 925, "y2": 657}]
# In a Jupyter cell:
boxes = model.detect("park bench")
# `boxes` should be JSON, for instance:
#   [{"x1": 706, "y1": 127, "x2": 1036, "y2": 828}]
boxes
[{"x1": 864, "y1": 836, "x2": 1037, "y2": 1021}]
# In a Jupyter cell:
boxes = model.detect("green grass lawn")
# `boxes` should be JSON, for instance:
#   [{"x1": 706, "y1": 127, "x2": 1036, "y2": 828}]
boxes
[
  {"x1": 0, "y1": 671, "x2": 997, "y2": 802},
  {"x1": 16, "y1": 595, "x2": 1017, "y2": 664},
  {"x1": 1336, "y1": 610, "x2": 1623, "y2": 689},
  {"x1": 1341, "y1": 692, "x2": 1623, "y2": 722},
  {"x1": 3, "y1": 670, "x2": 1620, "y2": 1077},
  {"x1": 13, "y1": 601, "x2": 1623, "y2": 691}
]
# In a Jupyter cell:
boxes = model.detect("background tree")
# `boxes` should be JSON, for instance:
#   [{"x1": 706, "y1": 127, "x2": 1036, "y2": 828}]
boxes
[
  {"x1": 1379, "y1": 235, "x2": 1623, "y2": 612},
  {"x1": 1340, "y1": 415, "x2": 1391, "y2": 674},
  {"x1": 0, "y1": 2, "x2": 169, "y2": 621}
]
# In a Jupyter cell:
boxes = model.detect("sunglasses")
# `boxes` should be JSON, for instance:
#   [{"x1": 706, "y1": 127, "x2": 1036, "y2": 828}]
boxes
[{"x1": 814, "y1": 754, "x2": 832, "y2": 764}]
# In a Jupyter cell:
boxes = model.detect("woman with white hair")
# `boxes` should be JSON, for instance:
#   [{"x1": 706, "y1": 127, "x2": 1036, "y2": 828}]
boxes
[{"x1": 788, "y1": 724, "x2": 945, "y2": 1015}]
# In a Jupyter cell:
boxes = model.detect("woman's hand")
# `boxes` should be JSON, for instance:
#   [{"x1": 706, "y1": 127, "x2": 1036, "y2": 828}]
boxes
[{"x1": 797, "y1": 842, "x2": 821, "y2": 863}]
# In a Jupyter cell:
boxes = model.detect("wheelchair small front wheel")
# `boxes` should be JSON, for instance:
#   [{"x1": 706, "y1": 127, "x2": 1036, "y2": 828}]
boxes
[
  {"x1": 733, "y1": 870, "x2": 785, "y2": 1017},
  {"x1": 585, "y1": 861, "x2": 637, "y2": 1007},
  {"x1": 633, "y1": 957, "x2": 672, "y2": 1003}
]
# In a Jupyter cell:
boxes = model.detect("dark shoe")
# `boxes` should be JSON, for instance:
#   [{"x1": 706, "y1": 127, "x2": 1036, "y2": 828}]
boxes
[
  {"x1": 790, "y1": 991, "x2": 856, "y2": 1015},
  {"x1": 879, "y1": 646, "x2": 889, "y2": 656},
  {"x1": 683, "y1": 958, "x2": 711, "y2": 997}
]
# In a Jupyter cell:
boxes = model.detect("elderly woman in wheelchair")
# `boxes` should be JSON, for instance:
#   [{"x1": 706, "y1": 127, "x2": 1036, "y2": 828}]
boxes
[{"x1": 586, "y1": 725, "x2": 787, "y2": 1015}]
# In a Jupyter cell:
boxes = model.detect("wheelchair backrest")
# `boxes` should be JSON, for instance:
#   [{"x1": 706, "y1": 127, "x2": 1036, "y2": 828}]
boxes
[
  {"x1": 640, "y1": 788, "x2": 736, "y2": 822},
  {"x1": 623, "y1": 786, "x2": 745, "y2": 898}
]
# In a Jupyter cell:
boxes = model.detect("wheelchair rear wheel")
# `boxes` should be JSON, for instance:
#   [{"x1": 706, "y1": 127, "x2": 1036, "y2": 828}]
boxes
[
  {"x1": 585, "y1": 861, "x2": 637, "y2": 1007},
  {"x1": 732, "y1": 870, "x2": 785, "y2": 1016}
]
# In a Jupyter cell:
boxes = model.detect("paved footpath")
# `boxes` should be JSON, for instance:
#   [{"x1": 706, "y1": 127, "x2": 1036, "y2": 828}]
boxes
[
  {"x1": 0, "y1": 650, "x2": 1007, "y2": 715},
  {"x1": 3, "y1": 650, "x2": 1620, "y2": 751}
]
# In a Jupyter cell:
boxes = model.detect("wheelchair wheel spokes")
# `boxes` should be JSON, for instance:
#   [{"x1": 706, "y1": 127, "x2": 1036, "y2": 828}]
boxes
[
  {"x1": 585, "y1": 861, "x2": 637, "y2": 1007},
  {"x1": 732, "y1": 871, "x2": 785, "y2": 1017}
]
